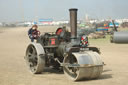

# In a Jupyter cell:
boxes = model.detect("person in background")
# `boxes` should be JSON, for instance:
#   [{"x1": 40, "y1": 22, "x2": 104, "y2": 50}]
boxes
[{"x1": 28, "y1": 24, "x2": 40, "y2": 42}]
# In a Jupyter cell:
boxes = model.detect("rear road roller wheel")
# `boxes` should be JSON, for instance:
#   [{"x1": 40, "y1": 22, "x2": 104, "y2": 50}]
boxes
[
  {"x1": 25, "y1": 43, "x2": 45, "y2": 74},
  {"x1": 63, "y1": 51, "x2": 103, "y2": 81}
]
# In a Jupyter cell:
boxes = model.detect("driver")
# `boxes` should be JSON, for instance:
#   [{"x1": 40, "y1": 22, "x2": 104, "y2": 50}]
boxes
[{"x1": 28, "y1": 24, "x2": 40, "y2": 42}]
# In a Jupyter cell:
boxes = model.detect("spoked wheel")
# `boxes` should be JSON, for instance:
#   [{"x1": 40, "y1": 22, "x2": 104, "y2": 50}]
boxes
[
  {"x1": 63, "y1": 52, "x2": 103, "y2": 81},
  {"x1": 63, "y1": 54, "x2": 79, "y2": 81},
  {"x1": 25, "y1": 43, "x2": 45, "y2": 74}
]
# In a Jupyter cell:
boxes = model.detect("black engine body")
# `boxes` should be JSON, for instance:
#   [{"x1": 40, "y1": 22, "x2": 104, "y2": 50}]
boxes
[{"x1": 36, "y1": 27, "x2": 100, "y2": 69}]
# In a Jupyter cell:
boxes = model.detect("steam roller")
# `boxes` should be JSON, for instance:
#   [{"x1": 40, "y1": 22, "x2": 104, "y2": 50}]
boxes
[
  {"x1": 25, "y1": 8, "x2": 104, "y2": 81},
  {"x1": 111, "y1": 31, "x2": 128, "y2": 43},
  {"x1": 110, "y1": 20, "x2": 128, "y2": 43}
]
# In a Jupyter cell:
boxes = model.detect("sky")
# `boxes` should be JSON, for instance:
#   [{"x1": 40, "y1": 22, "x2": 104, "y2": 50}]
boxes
[{"x1": 0, "y1": 0, "x2": 128, "y2": 22}]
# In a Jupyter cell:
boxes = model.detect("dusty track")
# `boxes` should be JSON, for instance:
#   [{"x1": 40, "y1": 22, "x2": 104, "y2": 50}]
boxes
[{"x1": 0, "y1": 26, "x2": 128, "y2": 85}]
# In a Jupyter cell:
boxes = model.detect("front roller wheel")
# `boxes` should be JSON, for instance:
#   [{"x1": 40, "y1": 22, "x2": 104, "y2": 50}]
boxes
[
  {"x1": 63, "y1": 54, "x2": 79, "y2": 80},
  {"x1": 63, "y1": 51, "x2": 103, "y2": 81},
  {"x1": 25, "y1": 43, "x2": 45, "y2": 74}
]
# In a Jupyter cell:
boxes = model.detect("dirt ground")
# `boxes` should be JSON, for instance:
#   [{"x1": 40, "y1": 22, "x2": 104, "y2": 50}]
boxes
[{"x1": 0, "y1": 26, "x2": 128, "y2": 85}]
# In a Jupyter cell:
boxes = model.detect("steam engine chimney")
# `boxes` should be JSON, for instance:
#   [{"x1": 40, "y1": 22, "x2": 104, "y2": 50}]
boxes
[{"x1": 69, "y1": 8, "x2": 78, "y2": 40}]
